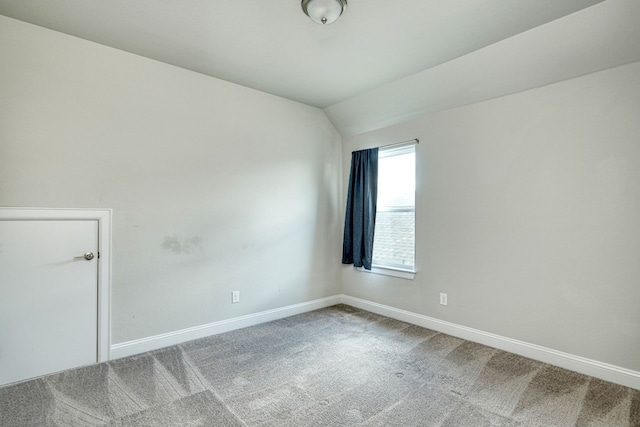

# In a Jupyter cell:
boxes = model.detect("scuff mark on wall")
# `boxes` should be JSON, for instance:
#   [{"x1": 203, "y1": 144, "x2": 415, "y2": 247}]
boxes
[{"x1": 162, "y1": 236, "x2": 203, "y2": 255}]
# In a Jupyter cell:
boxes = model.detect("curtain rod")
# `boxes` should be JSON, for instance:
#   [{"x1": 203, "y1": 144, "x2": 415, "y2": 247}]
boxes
[
  {"x1": 379, "y1": 138, "x2": 419, "y2": 150},
  {"x1": 352, "y1": 138, "x2": 419, "y2": 153}
]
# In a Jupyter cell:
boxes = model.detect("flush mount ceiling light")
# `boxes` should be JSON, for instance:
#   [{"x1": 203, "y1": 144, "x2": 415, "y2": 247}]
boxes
[{"x1": 302, "y1": 0, "x2": 347, "y2": 25}]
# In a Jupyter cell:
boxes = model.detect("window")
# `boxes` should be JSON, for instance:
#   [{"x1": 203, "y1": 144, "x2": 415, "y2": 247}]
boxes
[{"x1": 372, "y1": 144, "x2": 415, "y2": 272}]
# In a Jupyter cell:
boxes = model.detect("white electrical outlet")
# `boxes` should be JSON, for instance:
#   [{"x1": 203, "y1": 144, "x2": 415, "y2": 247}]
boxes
[
  {"x1": 232, "y1": 291, "x2": 240, "y2": 304},
  {"x1": 440, "y1": 293, "x2": 448, "y2": 306}
]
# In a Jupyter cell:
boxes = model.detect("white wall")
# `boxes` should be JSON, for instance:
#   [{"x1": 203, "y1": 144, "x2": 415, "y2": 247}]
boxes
[
  {"x1": 341, "y1": 61, "x2": 640, "y2": 372},
  {"x1": 0, "y1": 16, "x2": 343, "y2": 344}
]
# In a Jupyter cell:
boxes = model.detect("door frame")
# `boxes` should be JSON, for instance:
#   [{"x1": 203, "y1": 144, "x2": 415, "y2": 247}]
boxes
[{"x1": 0, "y1": 207, "x2": 112, "y2": 363}]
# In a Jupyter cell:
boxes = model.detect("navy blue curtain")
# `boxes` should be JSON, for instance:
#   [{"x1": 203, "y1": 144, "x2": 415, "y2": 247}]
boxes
[{"x1": 342, "y1": 148, "x2": 378, "y2": 270}]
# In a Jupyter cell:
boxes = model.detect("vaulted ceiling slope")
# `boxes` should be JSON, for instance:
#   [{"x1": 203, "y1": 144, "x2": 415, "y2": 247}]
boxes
[
  {"x1": 1, "y1": 0, "x2": 638, "y2": 136},
  {"x1": 326, "y1": 0, "x2": 640, "y2": 135},
  {"x1": 0, "y1": 0, "x2": 604, "y2": 108}
]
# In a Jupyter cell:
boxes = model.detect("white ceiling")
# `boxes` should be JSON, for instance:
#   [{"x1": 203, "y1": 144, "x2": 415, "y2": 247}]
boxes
[{"x1": 0, "y1": 0, "x2": 605, "y2": 109}]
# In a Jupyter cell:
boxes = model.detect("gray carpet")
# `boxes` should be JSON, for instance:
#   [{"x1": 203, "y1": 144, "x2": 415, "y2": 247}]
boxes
[{"x1": 1, "y1": 305, "x2": 638, "y2": 426}]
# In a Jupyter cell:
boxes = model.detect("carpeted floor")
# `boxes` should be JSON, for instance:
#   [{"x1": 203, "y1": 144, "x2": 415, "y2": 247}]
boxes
[{"x1": 1, "y1": 304, "x2": 638, "y2": 426}]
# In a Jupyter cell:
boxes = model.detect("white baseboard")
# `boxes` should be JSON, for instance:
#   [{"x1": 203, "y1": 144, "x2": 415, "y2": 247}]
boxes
[
  {"x1": 110, "y1": 293, "x2": 639, "y2": 390},
  {"x1": 341, "y1": 295, "x2": 640, "y2": 391},
  {"x1": 110, "y1": 295, "x2": 342, "y2": 360}
]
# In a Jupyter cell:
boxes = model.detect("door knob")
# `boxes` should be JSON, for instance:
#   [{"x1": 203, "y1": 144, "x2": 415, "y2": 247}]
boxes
[{"x1": 74, "y1": 252, "x2": 95, "y2": 261}]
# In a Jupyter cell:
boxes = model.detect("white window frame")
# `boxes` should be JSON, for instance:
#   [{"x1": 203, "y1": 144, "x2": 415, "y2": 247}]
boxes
[{"x1": 369, "y1": 143, "x2": 416, "y2": 279}]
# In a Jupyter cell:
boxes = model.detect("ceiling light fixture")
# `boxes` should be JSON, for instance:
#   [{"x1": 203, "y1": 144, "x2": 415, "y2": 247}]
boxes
[{"x1": 302, "y1": 0, "x2": 347, "y2": 25}]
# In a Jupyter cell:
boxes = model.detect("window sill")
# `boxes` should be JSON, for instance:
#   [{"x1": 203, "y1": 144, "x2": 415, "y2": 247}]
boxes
[{"x1": 356, "y1": 265, "x2": 416, "y2": 280}]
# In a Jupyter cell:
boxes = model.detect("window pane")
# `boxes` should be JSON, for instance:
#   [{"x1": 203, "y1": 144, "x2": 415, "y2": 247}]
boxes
[
  {"x1": 373, "y1": 211, "x2": 415, "y2": 268},
  {"x1": 373, "y1": 146, "x2": 416, "y2": 271},
  {"x1": 377, "y1": 152, "x2": 415, "y2": 207}
]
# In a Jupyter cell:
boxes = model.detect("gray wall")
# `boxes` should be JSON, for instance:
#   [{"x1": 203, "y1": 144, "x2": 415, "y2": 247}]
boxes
[
  {"x1": 0, "y1": 16, "x2": 343, "y2": 344},
  {"x1": 342, "y1": 61, "x2": 640, "y2": 372}
]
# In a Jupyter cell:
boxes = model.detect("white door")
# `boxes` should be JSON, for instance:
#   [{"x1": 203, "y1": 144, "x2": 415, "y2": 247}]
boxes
[{"x1": 0, "y1": 219, "x2": 99, "y2": 386}]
